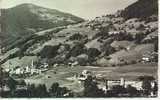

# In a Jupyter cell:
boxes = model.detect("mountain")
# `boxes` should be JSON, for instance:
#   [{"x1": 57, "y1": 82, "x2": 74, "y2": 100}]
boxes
[
  {"x1": 0, "y1": 0, "x2": 158, "y2": 69},
  {"x1": 121, "y1": 0, "x2": 158, "y2": 19},
  {"x1": 0, "y1": 3, "x2": 84, "y2": 46}
]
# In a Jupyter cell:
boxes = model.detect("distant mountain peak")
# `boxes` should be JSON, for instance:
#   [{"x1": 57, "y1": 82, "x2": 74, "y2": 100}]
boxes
[{"x1": 1, "y1": 3, "x2": 84, "y2": 45}]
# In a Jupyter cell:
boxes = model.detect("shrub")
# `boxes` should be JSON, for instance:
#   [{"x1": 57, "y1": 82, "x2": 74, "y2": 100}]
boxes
[
  {"x1": 87, "y1": 48, "x2": 101, "y2": 58},
  {"x1": 40, "y1": 45, "x2": 60, "y2": 58},
  {"x1": 69, "y1": 33, "x2": 83, "y2": 40},
  {"x1": 66, "y1": 43, "x2": 86, "y2": 58}
]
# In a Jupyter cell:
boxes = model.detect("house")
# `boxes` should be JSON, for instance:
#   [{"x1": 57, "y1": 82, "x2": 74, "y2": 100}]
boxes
[
  {"x1": 25, "y1": 66, "x2": 31, "y2": 73},
  {"x1": 1, "y1": 85, "x2": 10, "y2": 92},
  {"x1": 142, "y1": 57, "x2": 150, "y2": 62},
  {"x1": 77, "y1": 70, "x2": 92, "y2": 81},
  {"x1": 108, "y1": 31, "x2": 120, "y2": 36},
  {"x1": 53, "y1": 63, "x2": 58, "y2": 67},
  {"x1": 43, "y1": 63, "x2": 49, "y2": 68},
  {"x1": 104, "y1": 78, "x2": 143, "y2": 91},
  {"x1": 141, "y1": 52, "x2": 157, "y2": 63},
  {"x1": 124, "y1": 81, "x2": 143, "y2": 90},
  {"x1": 82, "y1": 70, "x2": 92, "y2": 76},
  {"x1": 15, "y1": 68, "x2": 21, "y2": 75},
  {"x1": 71, "y1": 61, "x2": 78, "y2": 67},
  {"x1": 31, "y1": 69, "x2": 39, "y2": 75},
  {"x1": 4, "y1": 68, "x2": 10, "y2": 73}
]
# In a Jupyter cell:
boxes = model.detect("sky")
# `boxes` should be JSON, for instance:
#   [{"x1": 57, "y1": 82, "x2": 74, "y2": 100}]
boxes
[{"x1": 0, "y1": 0, "x2": 138, "y2": 19}]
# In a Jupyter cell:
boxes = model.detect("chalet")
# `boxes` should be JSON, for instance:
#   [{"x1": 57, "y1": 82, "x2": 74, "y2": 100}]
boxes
[
  {"x1": 142, "y1": 57, "x2": 150, "y2": 62},
  {"x1": 71, "y1": 61, "x2": 78, "y2": 67},
  {"x1": 25, "y1": 66, "x2": 31, "y2": 73},
  {"x1": 53, "y1": 63, "x2": 58, "y2": 67},
  {"x1": 4, "y1": 68, "x2": 10, "y2": 73},
  {"x1": 0, "y1": 85, "x2": 10, "y2": 93},
  {"x1": 108, "y1": 31, "x2": 120, "y2": 36},
  {"x1": 77, "y1": 70, "x2": 92, "y2": 81},
  {"x1": 124, "y1": 81, "x2": 143, "y2": 90},
  {"x1": 43, "y1": 63, "x2": 49, "y2": 68},
  {"x1": 141, "y1": 52, "x2": 158, "y2": 63},
  {"x1": 15, "y1": 68, "x2": 21, "y2": 75}
]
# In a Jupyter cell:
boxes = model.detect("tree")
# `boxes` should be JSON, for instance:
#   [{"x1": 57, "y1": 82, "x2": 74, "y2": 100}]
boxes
[
  {"x1": 66, "y1": 43, "x2": 86, "y2": 58},
  {"x1": 18, "y1": 80, "x2": 26, "y2": 86},
  {"x1": 27, "y1": 84, "x2": 36, "y2": 97},
  {"x1": 152, "y1": 81, "x2": 158, "y2": 95},
  {"x1": 135, "y1": 33, "x2": 145, "y2": 44},
  {"x1": 49, "y1": 82, "x2": 59, "y2": 97},
  {"x1": 87, "y1": 48, "x2": 101, "y2": 58},
  {"x1": 12, "y1": 89, "x2": 29, "y2": 97},
  {"x1": 40, "y1": 45, "x2": 60, "y2": 58},
  {"x1": 0, "y1": 67, "x2": 3, "y2": 87},
  {"x1": 154, "y1": 39, "x2": 158, "y2": 52},
  {"x1": 136, "y1": 24, "x2": 145, "y2": 31},
  {"x1": 83, "y1": 76, "x2": 105, "y2": 97},
  {"x1": 138, "y1": 76, "x2": 155, "y2": 96},
  {"x1": 49, "y1": 82, "x2": 71, "y2": 97},
  {"x1": 126, "y1": 85, "x2": 138, "y2": 97},
  {"x1": 35, "y1": 84, "x2": 49, "y2": 98},
  {"x1": 6, "y1": 77, "x2": 17, "y2": 97},
  {"x1": 69, "y1": 33, "x2": 83, "y2": 40},
  {"x1": 7, "y1": 77, "x2": 17, "y2": 91},
  {"x1": 107, "y1": 85, "x2": 126, "y2": 97},
  {"x1": 142, "y1": 80, "x2": 151, "y2": 96}
]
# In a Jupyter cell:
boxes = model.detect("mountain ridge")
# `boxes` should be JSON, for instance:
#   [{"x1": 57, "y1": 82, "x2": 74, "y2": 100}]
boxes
[
  {"x1": 0, "y1": 3, "x2": 84, "y2": 46},
  {"x1": 0, "y1": 0, "x2": 158, "y2": 69}
]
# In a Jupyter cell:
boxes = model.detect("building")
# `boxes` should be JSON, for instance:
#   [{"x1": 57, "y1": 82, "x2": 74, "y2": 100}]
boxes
[
  {"x1": 108, "y1": 31, "x2": 120, "y2": 36},
  {"x1": 78, "y1": 70, "x2": 92, "y2": 81},
  {"x1": 103, "y1": 78, "x2": 143, "y2": 91}
]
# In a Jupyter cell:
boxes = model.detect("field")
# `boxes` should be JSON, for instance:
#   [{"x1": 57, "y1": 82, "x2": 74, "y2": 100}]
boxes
[{"x1": 24, "y1": 62, "x2": 157, "y2": 92}]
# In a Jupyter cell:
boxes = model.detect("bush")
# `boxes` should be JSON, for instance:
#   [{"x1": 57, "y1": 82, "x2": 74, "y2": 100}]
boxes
[
  {"x1": 101, "y1": 44, "x2": 116, "y2": 56},
  {"x1": 40, "y1": 45, "x2": 60, "y2": 58},
  {"x1": 69, "y1": 33, "x2": 84, "y2": 40},
  {"x1": 135, "y1": 33, "x2": 145, "y2": 44},
  {"x1": 130, "y1": 60, "x2": 137, "y2": 64},
  {"x1": 49, "y1": 82, "x2": 71, "y2": 97},
  {"x1": 106, "y1": 85, "x2": 126, "y2": 97},
  {"x1": 66, "y1": 43, "x2": 86, "y2": 58},
  {"x1": 87, "y1": 48, "x2": 101, "y2": 58},
  {"x1": 83, "y1": 76, "x2": 105, "y2": 97},
  {"x1": 126, "y1": 85, "x2": 138, "y2": 97}
]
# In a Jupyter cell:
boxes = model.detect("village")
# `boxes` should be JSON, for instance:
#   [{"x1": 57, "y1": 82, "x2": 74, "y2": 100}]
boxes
[
  {"x1": 0, "y1": 0, "x2": 158, "y2": 98},
  {"x1": 0, "y1": 63, "x2": 158, "y2": 97},
  {"x1": 66, "y1": 69, "x2": 157, "y2": 97},
  {"x1": 2, "y1": 50, "x2": 157, "y2": 79}
]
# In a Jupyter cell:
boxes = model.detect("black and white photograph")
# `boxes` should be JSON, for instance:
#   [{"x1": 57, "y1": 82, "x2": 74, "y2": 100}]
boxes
[{"x1": 0, "y1": 0, "x2": 158, "y2": 98}]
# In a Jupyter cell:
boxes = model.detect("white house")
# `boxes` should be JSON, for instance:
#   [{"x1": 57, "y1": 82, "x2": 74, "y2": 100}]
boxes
[
  {"x1": 15, "y1": 68, "x2": 21, "y2": 75},
  {"x1": 31, "y1": 69, "x2": 39, "y2": 75},
  {"x1": 108, "y1": 31, "x2": 120, "y2": 36},
  {"x1": 71, "y1": 61, "x2": 78, "y2": 67},
  {"x1": 142, "y1": 57, "x2": 150, "y2": 62},
  {"x1": 53, "y1": 63, "x2": 58, "y2": 67},
  {"x1": 43, "y1": 63, "x2": 49, "y2": 68},
  {"x1": 105, "y1": 78, "x2": 143, "y2": 90},
  {"x1": 124, "y1": 81, "x2": 143, "y2": 90},
  {"x1": 25, "y1": 66, "x2": 31, "y2": 73}
]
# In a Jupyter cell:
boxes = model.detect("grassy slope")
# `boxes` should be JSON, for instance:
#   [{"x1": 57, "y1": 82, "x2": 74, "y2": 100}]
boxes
[{"x1": 1, "y1": 3, "x2": 84, "y2": 46}]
